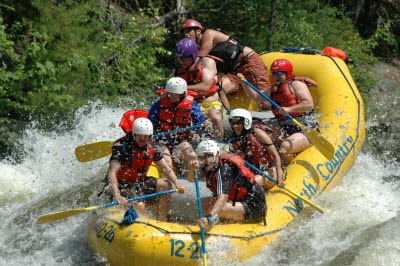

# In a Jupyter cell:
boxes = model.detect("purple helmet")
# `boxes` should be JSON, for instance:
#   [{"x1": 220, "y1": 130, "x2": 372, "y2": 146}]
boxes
[{"x1": 175, "y1": 38, "x2": 198, "y2": 62}]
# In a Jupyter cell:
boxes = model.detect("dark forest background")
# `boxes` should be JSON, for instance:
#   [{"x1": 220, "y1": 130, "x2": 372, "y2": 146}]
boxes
[{"x1": 1, "y1": 0, "x2": 399, "y2": 160}]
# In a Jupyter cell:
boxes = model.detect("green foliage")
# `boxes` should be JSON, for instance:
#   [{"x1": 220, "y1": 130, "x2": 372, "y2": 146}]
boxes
[{"x1": 0, "y1": 0, "x2": 399, "y2": 160}]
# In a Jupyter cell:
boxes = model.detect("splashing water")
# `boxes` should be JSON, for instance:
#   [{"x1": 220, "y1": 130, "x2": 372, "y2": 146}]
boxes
[{"x1": 0, "y1": 102, "x2": 399, "y2": 265}]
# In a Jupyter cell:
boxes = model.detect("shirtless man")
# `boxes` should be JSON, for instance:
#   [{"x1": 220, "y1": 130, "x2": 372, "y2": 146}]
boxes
[{"x1": 182, "y1": 19, "x2": 270, "y2": 110}]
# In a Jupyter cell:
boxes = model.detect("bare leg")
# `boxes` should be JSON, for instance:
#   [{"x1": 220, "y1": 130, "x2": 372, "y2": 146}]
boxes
[
  {"x1": 218, "y1": 202, "x2": 246, "y2": 222},
  {"x1": 207, "y1": 108, "x2": 224, "y2": 140},
  {"x1": 159, "y1": 146, "x2": 173, "y2": 178},
  {"x1": 255, "y1": 167, "x2": 277, "y2": 189},
  {"x1": 199, "y1": 197, "x2": 246, "y2": 222},
  {"x1": 156, "y1": 179, "x2": 173, "y2": 221},
  {"x1": 279, "y1": 133, "x2": 312, "y2": 164},
  {"x1": 220, "y1": 76, "x2": 240, "y2": 110},
  {"x1": 132, "y1": 201, "x2": 146, "y2": 215}
]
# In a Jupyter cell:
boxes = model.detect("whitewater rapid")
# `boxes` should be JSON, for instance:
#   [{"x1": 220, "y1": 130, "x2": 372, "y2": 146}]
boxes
[{"x1": 0, "y1": 103, "x2": 399, "y2": 265}]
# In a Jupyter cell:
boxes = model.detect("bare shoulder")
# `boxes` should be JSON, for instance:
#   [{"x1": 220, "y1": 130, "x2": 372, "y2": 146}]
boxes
[
  {"x1": 292, "y1": 80, "x2": 309, "y2": 90},
  {"x1": 201, "y1": 56, "x2": 217, "y2": 67},
  {"x1": 204, "y1": 29, "x2": 228, "y2": 44},
  {"x1": 253, "y1": 127, "x2": 268, "y2": 138}
]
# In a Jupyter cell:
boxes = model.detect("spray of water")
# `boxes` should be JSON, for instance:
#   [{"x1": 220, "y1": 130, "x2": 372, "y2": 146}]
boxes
[{"x1": 0, "y1": 102, "x2": 399, "y2": 265}]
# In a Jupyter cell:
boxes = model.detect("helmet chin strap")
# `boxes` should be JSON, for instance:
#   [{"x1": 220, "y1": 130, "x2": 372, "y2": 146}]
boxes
[{"x1": 194, "y1": 29, "x2": 200, "y2": 45}]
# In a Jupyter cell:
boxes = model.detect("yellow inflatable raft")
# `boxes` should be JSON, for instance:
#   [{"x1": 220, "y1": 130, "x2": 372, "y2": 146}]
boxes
[{"x1": 88, "y1": 51, "x2": 365, "y2": 265}]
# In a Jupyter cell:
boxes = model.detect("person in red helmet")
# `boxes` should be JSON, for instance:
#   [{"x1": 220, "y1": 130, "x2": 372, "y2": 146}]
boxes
[
  {"x1": 181, "y1": 19, "x2": 270, "y2": 110},
  {"x1": 239, "y1": 59, "x2": 319, "y2": 164}
]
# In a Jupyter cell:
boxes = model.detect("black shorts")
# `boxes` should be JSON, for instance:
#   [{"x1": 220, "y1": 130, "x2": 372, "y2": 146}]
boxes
[
  {"x1": 107, "y1": 176, "x2": 159, "y2": 205},
  {"x1": 279, "y1": 117, "x2": 319, "y2": 136},
  {"x1": 240, "y1": 183, "x2": 267, "y2": 223}
]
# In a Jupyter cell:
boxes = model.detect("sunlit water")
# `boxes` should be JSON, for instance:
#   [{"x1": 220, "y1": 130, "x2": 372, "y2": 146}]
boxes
[{"x1": 0, "y1": 103, "x2": 399, "y2": 265}]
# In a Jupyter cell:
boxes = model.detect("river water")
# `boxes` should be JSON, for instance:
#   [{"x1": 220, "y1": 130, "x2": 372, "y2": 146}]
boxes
[{"x1": 0, "y1": 102, "x2": 399, "y2": 265}]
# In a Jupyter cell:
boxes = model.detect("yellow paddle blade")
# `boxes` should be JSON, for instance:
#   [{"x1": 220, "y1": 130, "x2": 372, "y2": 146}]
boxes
[
  {"x1": 292, "y1": 119, "x2": 335, "y2": 160},
  {"x1": 282, "y1": 187, "x2": 327, "y2": 214},
  {"x1": 37, "y1": 206, "x2": 99, "y2": 224},
  {"x1": 203, "y1": 253, "x2": 207, "y2": 266},
  {"x1": 75, "y1": 141, "x2": 114, "y2": 163}
]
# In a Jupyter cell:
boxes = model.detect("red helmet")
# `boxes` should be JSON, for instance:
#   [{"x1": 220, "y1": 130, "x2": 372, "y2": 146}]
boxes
[
  {"x1": 181, "y1": 19, "x2": 203, "y2": 32},
  {"x1": 270, "y1": 59, "x2": 293, "y2": 80}
]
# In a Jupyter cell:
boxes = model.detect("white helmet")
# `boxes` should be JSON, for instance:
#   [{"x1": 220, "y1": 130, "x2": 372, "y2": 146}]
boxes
[
  {"x1": 132, "y1": 118, "x2": 153, "y2": 136},
  {"x1": 196, "y1": 140, "x2": 220, "y2": 158},
  {"x1": 229, "y1": 108, "x2": 252, "y2": 130},
  {"x1": 165, "y1": 77, "x2": 187, "y2": 94}
]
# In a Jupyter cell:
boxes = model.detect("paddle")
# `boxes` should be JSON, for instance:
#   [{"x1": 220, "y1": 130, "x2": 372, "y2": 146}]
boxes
[
  {"x1": 222, "y1": 148, "x2": 326, "y2": 214},
  {"x1": 75, "y1": 123, "x2": 204, "y2": 163},
  {"x1": 37, "y1": 189, "x2": 177, "y2": 224},
  {"x1": 194, "y1": 169, "x2": 207, "y2": 266},
  {"x1": 241, "y1": 78, "x2": 335, "y2": 160}
]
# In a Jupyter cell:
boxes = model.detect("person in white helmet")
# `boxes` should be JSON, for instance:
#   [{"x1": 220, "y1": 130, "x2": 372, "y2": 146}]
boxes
[
  {"x1": 228, "y1": 109, "x2": 284, "y2": 189},
  {"x1": 189, "y1": 140, "x2": 267, "y2": 228},
  {"x1": 149, "y1": 77, "x2": 205, "y2": 177},
  {"x1": 107, "y1": 117, "x2": 185, "y2": 222}
]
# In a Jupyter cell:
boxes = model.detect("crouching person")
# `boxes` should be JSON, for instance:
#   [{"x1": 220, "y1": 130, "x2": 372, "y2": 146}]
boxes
[
  {"x1": 149, "y1": 77, "x2": 204, "y2": 176},
  {"x1": 190, "y1": 140, "x2": 267, "y2": 228},
  {"x1": 107, "y1": 118, "x2": 185, "y2": 222}
]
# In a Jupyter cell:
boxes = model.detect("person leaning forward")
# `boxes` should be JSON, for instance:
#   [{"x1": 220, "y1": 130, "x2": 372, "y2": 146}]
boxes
[
  {"x1": 148, "y1": 77, "x2": 204, "y2": 179},
  {"x1": 173, "y1": 38, "x2": 224, "y2": 141},
  {"x1": 189, "y1": 140, "x2": 267, "y2": 229},
  {"x1": 181, "y1": 19, "x2": 271, "y2": 110},
  {"x1": 107, "y1": 117, "x2": 185, "y2": 222},
  {"x1": 228, "y1": 108, "x2": 284, "y2": 189}
]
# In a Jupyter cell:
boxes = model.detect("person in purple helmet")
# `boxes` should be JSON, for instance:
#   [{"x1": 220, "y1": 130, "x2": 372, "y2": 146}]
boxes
[
  {"x1": 181, "y1": 19, "x2": 271, "y2": 110},
  {"x1": 172, "y1": 38, "x2": 224, "y2": 140}
]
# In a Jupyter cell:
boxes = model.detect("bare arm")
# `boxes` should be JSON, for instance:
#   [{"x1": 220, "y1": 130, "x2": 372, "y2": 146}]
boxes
[
  {"x1": 108, "y1": 159, "x2": 128, "y2": 204},
  {"x1": 186, "y1": 159, "x2": 201, "y2": 183},
  {"x1": 280, "y1": 81, "x2": 314, "y2": 114},
  {"x1": 209, "y1": 193, "x2": 228, "y2": 215},
  {"x1": 187, "y1": 57, "x2": 217, "y2": 94},
  {"x1": 254, "y1": 128, "x2": 284, "y2": 187},
  {"x1": 197, "y1": 193, "x2": 228, "y2": 228},
  {"x1": 154, "y1": 158, "x2": 185, "y2": 193}
]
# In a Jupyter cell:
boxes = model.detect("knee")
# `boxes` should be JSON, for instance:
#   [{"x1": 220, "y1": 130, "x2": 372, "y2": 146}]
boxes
[
  {"x1": 134, "y1": 201, "x2": 145, "y2": 212},
  {"x1": 158, "y1": 179, "x2": 173, "y2": 190},
  {"x1": 211, "y1": 114, "x2": 223, "y2": 126},
  {"x1": 279, "y1": 141, "x2": 292, "y2": 154}
]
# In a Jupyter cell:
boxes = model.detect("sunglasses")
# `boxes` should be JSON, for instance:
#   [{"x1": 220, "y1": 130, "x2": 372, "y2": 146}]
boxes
[
  {"x1": 229, "y1": 118, "x2": 244, "y2": 125},
  {"x1": 178, "y1": 56, "x2": 191, "y2": 61},
  {"x1": 272, "y1": 71, "x2": 286, "y2": 76}
]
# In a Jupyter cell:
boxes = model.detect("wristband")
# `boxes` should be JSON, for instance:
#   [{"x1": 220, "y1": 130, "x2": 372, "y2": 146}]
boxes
[{"x1": 206, "y1": 213, "x2": 219, "y2": 225}]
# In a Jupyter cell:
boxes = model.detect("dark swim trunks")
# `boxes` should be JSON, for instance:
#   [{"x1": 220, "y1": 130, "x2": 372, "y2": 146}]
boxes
[{"x1": 240, "y1": 183, "x2": 267, "y2": 223}]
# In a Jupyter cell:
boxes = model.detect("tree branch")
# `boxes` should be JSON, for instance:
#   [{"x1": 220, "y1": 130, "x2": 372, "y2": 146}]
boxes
[{"x1": 107, "y1": 3, "x2": 228, "y2": 64}]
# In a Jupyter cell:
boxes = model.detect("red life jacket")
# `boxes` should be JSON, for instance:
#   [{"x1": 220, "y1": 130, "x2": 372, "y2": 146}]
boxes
[
  {"x1": 270, "y1": 77, "x2": 318, "y2": 121},
  {"x1": 230, "y1": 125, "x2": 275, "y2": 169},
  {"x1": 115, "y1": 139, "x2": 155, "y2": 182},
  {"x1": 158, "y1": 93, "x2": 193, "y2": 139},
  {"x1": 174, "y1": 56, "x2": 218, "y2": 99},
  {"x1": 206, "y1": 153, "x2": 255, "y2": 203},
  {"x1": 119, "y1": 109, "x2": 149, "y2": 134}
]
